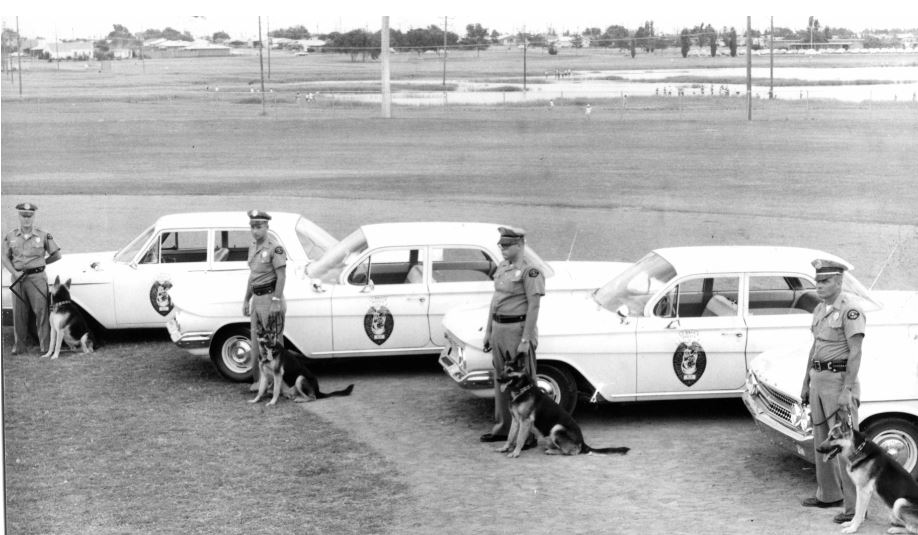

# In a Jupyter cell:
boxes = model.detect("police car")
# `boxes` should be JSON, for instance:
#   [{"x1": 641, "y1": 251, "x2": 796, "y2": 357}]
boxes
[
  {"x1": 1, "y1": 212, "x2": 336, "y2": 330},
  {"x1": 167, "y1": 222, "x2": 627, "y2": 381},
  {"x1": 439, "y1": 246, "x2": 918, "y2": 415}
]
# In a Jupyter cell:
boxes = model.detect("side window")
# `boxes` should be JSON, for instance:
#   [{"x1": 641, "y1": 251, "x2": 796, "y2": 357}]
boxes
[
  {"x1": 430, "y1": 247, "x2": 497, "y2": 283},
  {"x1": 749, "y1": 275, "x2": 818, "y2": 315},
  {"x1": 141, "y1": 231, "x2": 208, "y2": 264},
  {"x1": 654, "y1": 276, "x2": 739, "y2": 318},
  {"x1": 347, "y1": 248, "x2": 425, "y2": 286},
  {"x1": 215, "y1": 230, "x2": 251, "y2": 262}
]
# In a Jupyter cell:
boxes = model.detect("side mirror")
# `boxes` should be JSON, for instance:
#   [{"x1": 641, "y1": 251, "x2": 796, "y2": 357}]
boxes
[{"x1": 360, "y1": 279, "x2": 375, "y2": 293}]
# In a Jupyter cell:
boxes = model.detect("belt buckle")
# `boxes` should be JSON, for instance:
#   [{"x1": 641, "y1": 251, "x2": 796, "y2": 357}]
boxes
[{"x1": 825, "y1": 361, "x2": 834, "y2": 372}]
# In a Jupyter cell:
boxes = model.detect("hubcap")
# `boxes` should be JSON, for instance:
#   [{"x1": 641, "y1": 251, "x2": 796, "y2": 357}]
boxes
[
  {"x1": 536, "y1": 375, "x2": 561, "y2": 404},
  {"x1": 223, "y1": 335, "x2": 252, "y2": 374},
  {"x1": 873, "y1": 430, "x2": 917, "y2": 472}
]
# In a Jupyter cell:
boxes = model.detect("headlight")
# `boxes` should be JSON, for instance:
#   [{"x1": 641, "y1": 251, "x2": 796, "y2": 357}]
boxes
[
  {"x1": 744, "y1": 371, "x2": 758, "y2": 396},
  {"x1": 790, "y1": 404, "x2": 812, "y2": 433}
]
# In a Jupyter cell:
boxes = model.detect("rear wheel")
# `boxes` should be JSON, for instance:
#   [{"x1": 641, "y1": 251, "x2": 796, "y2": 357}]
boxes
[
  {"x1": 210, "y1": 325, "x2": 254, "y2": 382},
  {"x1": 863, "y1": 417, "x2": 918, "y2": 478},
  {"x1": 536, "y1": 363, "x2": 577, "y2": 414}
]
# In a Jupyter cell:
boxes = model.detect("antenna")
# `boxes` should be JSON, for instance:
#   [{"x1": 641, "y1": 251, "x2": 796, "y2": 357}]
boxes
[
  {"x1": 869, "y1": 232, "x2": 905, "y2": 290},
  {"x1": 565, "y1": 229, "x2": 578, "y2": 261}
]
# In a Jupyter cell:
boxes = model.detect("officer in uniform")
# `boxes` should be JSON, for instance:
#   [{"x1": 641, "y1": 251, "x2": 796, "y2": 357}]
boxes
[
  {"x1": 800, "y1": 258, "x2": 866, "y2": 525},
  {"x1": 243, "y1": 210, "x2": 287, "y2": 388},
  {"x1": 2, "y1": 203, "x2": 61, "y2": 354},
  {"x1": 480, "y1": 226, "x2": 546, "y2": 443}
]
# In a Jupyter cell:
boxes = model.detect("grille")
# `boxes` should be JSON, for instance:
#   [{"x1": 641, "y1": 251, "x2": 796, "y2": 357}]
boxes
[{"x1": 755, "y1": 382, "x2": 794, "y2": 425}]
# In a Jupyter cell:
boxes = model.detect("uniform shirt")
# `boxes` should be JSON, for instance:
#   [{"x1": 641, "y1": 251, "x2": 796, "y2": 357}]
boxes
[
  {"x1": 3, "y1": 227, "x2": 60, "y2": 270},
  {"x1": 247, "y1": 238, "x2": 286, "y2": 287},
  {"x1": 491, "y1": 257, "x2": 546, "y2": 316},
  {"x1": 811, "y1": 292, "x2": 866, "y2": 363}
]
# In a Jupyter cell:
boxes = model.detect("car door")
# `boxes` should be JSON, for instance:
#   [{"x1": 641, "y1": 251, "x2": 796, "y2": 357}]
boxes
[
  {"x1": 426, "y1": 246, "x2": 497, "y2": 345},
  {"x1": 743, "y1": 274, "x2": 818, "y2": 362},
  {"x1": 112, "y1": 228, "x2": 209, "y2": 326},
  {"x1": 635, "y1": 274, "x2": 748, "y2": 396},
  {"x1": 331, "y1": 247, "x2": 431, "y2": 353}
]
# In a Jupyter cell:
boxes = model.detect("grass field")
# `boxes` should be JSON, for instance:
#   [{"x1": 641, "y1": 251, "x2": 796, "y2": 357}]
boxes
[{"x1": 2, "y1": 51, "x2": 917, "y2": 534}]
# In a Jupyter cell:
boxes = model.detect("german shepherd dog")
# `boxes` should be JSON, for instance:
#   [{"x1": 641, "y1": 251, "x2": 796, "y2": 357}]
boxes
[
  {"x1": 41, "y1": 276, "x2": 94, "y2": 359},
  {"x1": 249, "y1": 328, "x2": 354, "y2": 406},
  {"x1": 496, "y1": 368, "x2": 630, "y2": 458},
  {"x1": 816, "y1": 420, "x2": 918, "y2": 534}
]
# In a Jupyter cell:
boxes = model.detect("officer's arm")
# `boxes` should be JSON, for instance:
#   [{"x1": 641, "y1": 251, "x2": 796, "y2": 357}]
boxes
[
  {"x1": 1, "y1": 240, "x2": 18, "y2": 276},
  {"x1": 273, "y1": 266, "x2": 286, "y2": 299},
  {"x1": 45, "y1": 250, "x2": 62, "y2": 265},
  {"x1": 843, "y1": 334, "x2": 864, "y2": 391},
  {"x1": 522, "y1": 293, "x2": 541, "y2": 342}
]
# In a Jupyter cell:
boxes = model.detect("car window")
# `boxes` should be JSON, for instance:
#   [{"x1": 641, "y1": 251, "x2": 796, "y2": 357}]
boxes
[
  {"x1": 295, "y1": 217, "x2": 338, "y2": 262},
  {"x1": 594, "y1": 252, "x2": 677, "y2": 316},
  {"x1": 654, "y1": 276, "x2": 739, "y2": 318},
  {"x1": 308, "y1": 229, "x2": 368, "y2": 283},
  {"x1": 214, "y1": 230, "x2": 251, "y2": 262},
  {"x1": 347, "y1": 248, "x2": 425, "y2": 286},
  {"x1": 139, "y1": 230, "x2": 208, "y2": 264},
  {"x1": 430, "y1": 247, "x2": 496, "y2": 283},
  {"x1": 748, "y1": 275, "x2": 818, "y2": 315},
  {"x1": 114, "y1": 225, "x2": 154, "y2": 264}
]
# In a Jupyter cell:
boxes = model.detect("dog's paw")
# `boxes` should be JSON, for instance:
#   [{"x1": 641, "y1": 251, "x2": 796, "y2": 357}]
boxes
[
  {"x1": 50, "y1": 354, "x2": 59, "y2": 360},
  {"x1": 40, "y1": 353, "x2": 51, "y2": 358},
  {"x1": 266, "y1": 401, "x2": 277, "y2": 406},
  {"x1": 248, "y1": 398, "x2": 261, "y2": 404},
  {"x1": 507, "y1": 451, "x2": 521, "y2": 458},
  {"x1": 841, "y1": 524, "x2": 860, "y2": 534}
]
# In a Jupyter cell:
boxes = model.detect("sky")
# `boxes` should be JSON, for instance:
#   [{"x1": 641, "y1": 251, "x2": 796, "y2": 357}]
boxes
[{"x1": 3, "y1": 1, "x2": 915, "y2": 41}]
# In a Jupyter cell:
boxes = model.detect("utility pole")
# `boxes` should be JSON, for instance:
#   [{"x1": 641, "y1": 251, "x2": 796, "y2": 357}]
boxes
[
  {"x1": 522, "y1": 27, "x2": 527, "y2": 92},
  {"x1": 267, "y1": 17, "x2": 271, "y2": 80},
  {"x1": 258, "y1": 16, "x2": 266, "y2": 115},
  {"x1": 442, "y1": 16, "x2": 447, "y2": 86},
  {"x1": 381, "y1": 16, "x2": 391, "y2": 118},
  {"x1": 16, "y1": 16, "x2": 22, "y2": 96},
  {"x1": 769, "y1": 16, "x2": 774, "y2": 99},
  {"x1": 746, "y1": 16, "x2": 752, "y2": 120}
]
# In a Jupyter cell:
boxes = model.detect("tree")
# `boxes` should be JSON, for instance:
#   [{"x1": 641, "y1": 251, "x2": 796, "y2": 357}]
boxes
[
  {"x1": 490, "y1": 29, "x2": 500, "y2": 44},
  {"x1": 680, "y1": 29, "x2": 691, "y2": 58},
  {"x1": 141, "y1": 28, "x2": 163, "y2": 40},
  {"x1": 630, "y1": 38, "x2": 636, "y2": 58},
  {"x1": 571, "y1": 34, "x2": 583, "y2": 48},
  {"x1": 162, "y1": 27, "x2": 192, "y2": 42},
  {"x1": 270, "y1": 25, "x2": 311, "y2": 39},
  {"x1": 107, "y1": 24, "x2": 133, "y2": 40},
  {"x1": 708, "y1": 25, "x2": 718, "y2": 56},
  {"x1": 601, "y1": 25, "x2": 630, "y2": 49},
  {"x1": 460, "y1": 23, "x2": 490, "y2": 51},
  {"x1": 634, "y1": 21, "x2": 655, "y2": 52},
  {"x1": 728, "y1": 27, "x2": 738, "y2": 57},
  {"x1": 212, "y1": 31, "x2": 230, "y2": 43}
]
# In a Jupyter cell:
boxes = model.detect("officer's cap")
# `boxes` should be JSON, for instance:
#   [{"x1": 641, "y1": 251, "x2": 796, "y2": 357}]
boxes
[
  {"x1": 497, "y1": 226, "x2": 526, "y2": 244},
  {"x1": 248, "y1": 210, "x2": 271, "y2": 223},
  {"x1": 16, "y1": 202, "x2": 37, "y2": 214},
  {"x1": 812, "y1": 258, "x2": 848, "y2": 281}
]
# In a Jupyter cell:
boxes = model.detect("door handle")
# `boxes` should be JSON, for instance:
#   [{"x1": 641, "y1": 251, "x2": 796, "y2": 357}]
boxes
[
  {"x1": 721, "y1": 331, "x2": 744, "y2": 338},
  {"x1": 407, "y1": 296, "x2": 426, "y2": 303}
]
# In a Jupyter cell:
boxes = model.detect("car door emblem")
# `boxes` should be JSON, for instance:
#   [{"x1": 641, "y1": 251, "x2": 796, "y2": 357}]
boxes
[
  {"x1": 364, "y1": 306, "x2": 394, "y2": 345},
  {"x1": 673, "y1": 342, "x2": 706, "y2": 387},
  {"x1": 149, "y1": 280, "x2": 174, "y2": 316}
]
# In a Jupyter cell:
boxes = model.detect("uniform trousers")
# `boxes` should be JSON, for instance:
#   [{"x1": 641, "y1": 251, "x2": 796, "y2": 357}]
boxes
[
  {"x1": 12, "y1": 271, "x2": 49, "y2": 353},
  {"x1": 809, "y1": 368, "x2": 859, "y2": 512},
  {"x1": 490, "y1": 320, "x2": 537, "y2": 434},
  {"x1": 249, "y1": 294, "x2": 286, "y2": 377}
]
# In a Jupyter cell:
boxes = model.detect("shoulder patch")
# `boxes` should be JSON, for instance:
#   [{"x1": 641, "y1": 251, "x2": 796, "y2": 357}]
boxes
[
  {"x1": 274, "y1": 246, "x2": 285, "y2": 255},
  {"x1": 846, "y1": 309, "x2": 860, "y2": 320},
  {"x1": 46, "y1": 233, "x2": 53, "y2": 240},
  {"x1": 528, "y1": 268, "x2": 540, "y2": 278}
]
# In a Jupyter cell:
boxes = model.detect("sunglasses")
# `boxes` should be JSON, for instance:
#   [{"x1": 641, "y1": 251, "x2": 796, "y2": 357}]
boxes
[{"x1": 498, "y1": 241, "x2": 520, "y2": 249}]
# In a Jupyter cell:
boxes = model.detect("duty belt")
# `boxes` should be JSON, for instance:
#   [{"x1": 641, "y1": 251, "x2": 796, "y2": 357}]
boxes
[
  {"x1": 492, "y1": 313, "x2": 526, "y2": 324},
  {"x1": 252, "y1": 283, "x2": 276, "y2": 296},
  {"x1": 23, "y1": 266, "x2": 45, "y2": 275},
  {"x1": 812, "y1": 360, "x2": 847, "y2": 372}
]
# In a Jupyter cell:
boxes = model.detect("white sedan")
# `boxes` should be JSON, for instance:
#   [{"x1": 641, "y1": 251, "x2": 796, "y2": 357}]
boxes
[
  {"x1": 440, "y1": 246, "x2": 918, "y2": 414},
  {"x1": 167, "y1": 222, "x2": 627, "y2": 381},
  {"x1": 1, "y1": 212, "x2": 336, "y2": 330}
]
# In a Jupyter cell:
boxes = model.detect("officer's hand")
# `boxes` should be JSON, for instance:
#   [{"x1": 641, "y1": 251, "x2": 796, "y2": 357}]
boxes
[
  {"x1": 517, "y1": 339, "x2": 531, "y2": 356},
  {"x1": 800, "y1": 387, "x2": 809, "y2": 406},
  {"x1": 482, "y1": 334, "x2": 491, "y2": 353},
  {"x1": 269, "y1": 299, "x2": 282, "y2": 313},
  {"x1": 242, "y1": 301, "x2": 250, "y2": 317},
  {"x1": 837, "y1": 389, "x2": 853, "y2": 411}
]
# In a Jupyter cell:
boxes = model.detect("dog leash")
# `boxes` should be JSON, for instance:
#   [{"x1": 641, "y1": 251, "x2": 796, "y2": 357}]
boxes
[{"x1": 810, "y1": 408, "x2": 840, "y2": 427}]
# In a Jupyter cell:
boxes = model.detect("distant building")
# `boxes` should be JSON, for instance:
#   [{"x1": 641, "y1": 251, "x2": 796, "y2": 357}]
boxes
[{"x1": 30, "y1": 40, "x2": 94, "y2": 60}]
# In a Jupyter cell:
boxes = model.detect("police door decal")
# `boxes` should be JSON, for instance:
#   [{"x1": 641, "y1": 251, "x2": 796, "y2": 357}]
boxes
[
  {"x1": 149, "y1": 279, "x2": 174, "y2": 316},
  {"x1": 672, "y1": 342, "x2": 706, "y2": 386},
  {"x1": 364, "y1": 306, "x2": 394, "y2": 345}
]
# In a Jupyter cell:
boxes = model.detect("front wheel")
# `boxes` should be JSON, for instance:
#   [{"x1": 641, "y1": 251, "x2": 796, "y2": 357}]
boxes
[
  {"x1": 210, "y1": 325, "x2": 254, "y2": 382},
  {"x1": 863, "y1": 417, "x2": 918, "y2": 478},
  {"x1": 536, "y1": 363, "x2": 577, "y2": 414}
]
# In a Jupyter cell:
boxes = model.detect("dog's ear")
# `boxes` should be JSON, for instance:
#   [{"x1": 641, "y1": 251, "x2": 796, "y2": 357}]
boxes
[
  {"x1": 53, "y1": 275, "x2": 61, "y2": 285},
  {"x1": 65, "y1": 278, "x2": 72, "y2": 289}
]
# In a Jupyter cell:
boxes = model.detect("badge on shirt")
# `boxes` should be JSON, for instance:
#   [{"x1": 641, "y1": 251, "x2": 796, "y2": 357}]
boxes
[
  {"x1": 514, "y1": 269, "x2": 521, "y2": 278},
  {"x1": 261, "y1": 251, "x2": 268, "y2": 258},
  {"x1": 528, "y1": 269, "x2": 540, "y2": 278},
  {"x1": 274, "y1": 246, "x2": 284, "y2": 255},
  {"x1": 847, "y1": 310, "x2": 860, "y2": 320},
  {"x1": 832, "y1": 312, "x2": 839, "y2": 321},
  {"x1": 34, "y1": 237, "x2": 41, "y2": 245}
]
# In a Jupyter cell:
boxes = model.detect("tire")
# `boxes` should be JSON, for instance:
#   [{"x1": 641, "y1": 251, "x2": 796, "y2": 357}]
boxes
[
  {"x1": 210, "y1": 325, "x2": 254, "y2": 382},
  {"x1": 863, "y1": 417, "x2": 918, "y2": 478},
  {"x1": 536, "y1": 363, "x2": 577, "y2": 414}
]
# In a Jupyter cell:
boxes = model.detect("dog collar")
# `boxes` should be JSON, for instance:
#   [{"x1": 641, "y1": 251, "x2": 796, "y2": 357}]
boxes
[
  {"x1": 52, "y1": 300, "x2": 70, "y2": 311},
  {"x1": 511, "y1": 384, "x2": 533, "y2": 403}
]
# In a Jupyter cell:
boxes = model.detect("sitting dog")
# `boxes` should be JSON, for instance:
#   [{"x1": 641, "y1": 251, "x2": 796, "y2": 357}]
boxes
[
  {"x1": 816, "y1": 419, "x2": 918, "y2": 534},
  {"x1": 496, "y1": 367, "x2": 630, "y2": 458},
  {"x1": 249, "y1": 328, "x2": 354, "y2": 406},
  {"x1": 42, "y1": 276, "x2": 94, "y2": 359}
]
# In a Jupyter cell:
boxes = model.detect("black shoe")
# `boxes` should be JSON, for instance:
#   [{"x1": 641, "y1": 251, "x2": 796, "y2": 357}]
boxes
[
  {"x1": 801, "y1": 497, "x2": 843, "y2": 508},
  {"x1": 833, "y1": 512, "x2": 855, "y2": 524},
  {"x1": 479, "y1": 433, "x2": 508, "y2": 443}
]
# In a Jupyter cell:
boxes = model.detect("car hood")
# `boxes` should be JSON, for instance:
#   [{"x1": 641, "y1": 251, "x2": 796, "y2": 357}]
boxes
[
  {"x1": 545, "y1": 261, "x2": 630, "y2": 291},
  {"x1": 870, "y1": 290, "x2": 918, "y2": 324}
]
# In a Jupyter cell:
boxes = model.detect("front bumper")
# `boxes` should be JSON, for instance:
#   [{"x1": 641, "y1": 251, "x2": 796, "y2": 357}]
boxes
[
  {"x1": 742, "y1": 383, "x2": 815, "y2": 463},
  {"x1": 166, "y1": 318, "x2": 211, "y2": 356},
  {"x1": 438, "y1": 341, "x2": 494, "y2": 398}
]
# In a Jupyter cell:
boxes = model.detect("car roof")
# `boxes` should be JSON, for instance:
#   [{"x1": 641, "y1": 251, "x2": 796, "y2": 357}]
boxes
[
  {"x1": 154, "y1": 211, "x2": 302, "y2": 229},
  {"x1": 360, "y1": 222, "x2": 503, "y2": 249},
  {"x1": 652, "y1": 246, "x2": 851, "y2": 277}
]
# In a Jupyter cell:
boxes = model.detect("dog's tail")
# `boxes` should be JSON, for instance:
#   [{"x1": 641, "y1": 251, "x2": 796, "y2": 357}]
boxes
[
  {"x1": 892, "y1": 498, "x2": 918, "y2": 523},
  {"x1": 583, "y1": 444, "x2": 630, "y2": 455},
  {"x1": 316, "y1": 384, "x2": 355, "y2": 399}
]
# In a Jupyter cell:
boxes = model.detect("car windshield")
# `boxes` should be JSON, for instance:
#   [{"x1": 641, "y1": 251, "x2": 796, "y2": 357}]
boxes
[
  {"x1": 841, "y1": 273, "x2": 881, "y2": 311},
  {"x1": 306, "y1": 228, "x2": 368, "y2": 283},
  {"x1": 592, "y1": 252, "x2": 677, "y2": 316},
  {"x1": 296, "y1": 217, "x2": 338, "y2": 262},
  {"x1": 113, "y1": 225, "x2": 155, "y2": 264}
]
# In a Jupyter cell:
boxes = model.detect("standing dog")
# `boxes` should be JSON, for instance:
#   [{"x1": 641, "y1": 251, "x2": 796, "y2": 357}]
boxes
[
  {"x1": 42, "y1": 276, "x2": 94, "y2": 359},
  {"x1": 496, "y1": 368, "x2": 630, "y2": 458},
  {"x1": 249, "y1": 329, "x2": 354, "y2": 406},
  {"x1": 816, "y1": 420, "x2": 918, "y2": 534}
]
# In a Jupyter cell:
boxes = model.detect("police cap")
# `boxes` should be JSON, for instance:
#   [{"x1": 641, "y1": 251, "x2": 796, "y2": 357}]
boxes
[
  {"x1": 812, "y1": 258, "x2": 848, "y2": 281},
  {"x1": 16, "y1": 202, "x2": 37, "y2": 214},
  {"x1": 248, "y1": 210, "x2": 271, "y2": 223},
  {"x1": 497, "y1": 226, "x2": 526, "y2": 245}
]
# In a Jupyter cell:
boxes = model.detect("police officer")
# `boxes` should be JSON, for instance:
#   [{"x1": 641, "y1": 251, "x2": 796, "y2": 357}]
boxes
[
  {"x1": 800, "y1": 259, "x2": 865, "y2": 525},
  {"x1": 2, "y1": 203, "x2": 61, "y2": 355},
  {"x1": 243, "y1": 210, "x2": 286, "y2": 388},
  {"x1": 480, "y1": 226, "x2": 546, "y2": 443}
]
